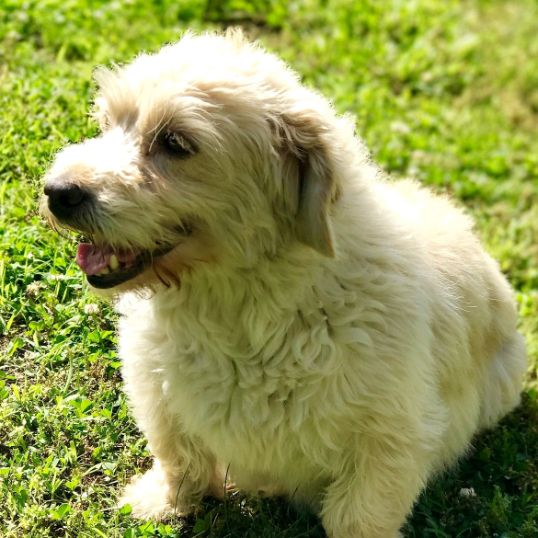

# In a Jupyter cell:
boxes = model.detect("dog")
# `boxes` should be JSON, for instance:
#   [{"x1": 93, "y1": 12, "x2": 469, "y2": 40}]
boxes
[{"x1": 42, "y1": 29, "x2": 527, "y2": 538}]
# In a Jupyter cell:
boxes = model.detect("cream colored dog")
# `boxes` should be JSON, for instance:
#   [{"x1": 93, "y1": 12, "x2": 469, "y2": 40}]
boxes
[{"x1": 42, "y1": 30, "x2": 527, "y2": 537}]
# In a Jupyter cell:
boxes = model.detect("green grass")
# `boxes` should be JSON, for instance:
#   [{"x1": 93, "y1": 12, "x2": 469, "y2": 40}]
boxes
[{"x1": 1, "y1": 0, "x2": 537, "y2": 536}]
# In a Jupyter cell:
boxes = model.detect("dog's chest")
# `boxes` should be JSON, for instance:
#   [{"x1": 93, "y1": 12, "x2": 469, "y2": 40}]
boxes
[
  {"x1": 118, "y1": 278, "x2": 382, "y2": 472},
  {"x1": 144, "y1": 301, "x2": 343, "y2": 464},
  {"x1": 163, "y1": 327, "x2": 322, "y2": 433}
]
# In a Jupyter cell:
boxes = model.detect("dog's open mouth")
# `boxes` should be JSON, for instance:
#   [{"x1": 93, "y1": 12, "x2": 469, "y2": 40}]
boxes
[{"x1": 76, "y1": 243, "x2": 174, "y2": 289}]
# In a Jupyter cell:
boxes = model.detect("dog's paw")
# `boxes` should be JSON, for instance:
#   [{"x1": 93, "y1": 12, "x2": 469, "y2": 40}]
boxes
[{"x1": 118, "y1": 467, "x2": 197, "y2": 520}]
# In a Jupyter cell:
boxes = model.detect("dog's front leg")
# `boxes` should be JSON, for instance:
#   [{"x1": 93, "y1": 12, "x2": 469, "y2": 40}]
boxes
[
  {"x1": 119, "y1": 429, "x2": 220, "y2": 520},
  {"x1": 119, "y1": 415, "x2": 222, "y2": 521},
  {"x1": 119, "y1": 359, "x2": 221, "y2": 519},
  {"x1": 320, "y1": 436, "x2": 427, "y2": 538}
]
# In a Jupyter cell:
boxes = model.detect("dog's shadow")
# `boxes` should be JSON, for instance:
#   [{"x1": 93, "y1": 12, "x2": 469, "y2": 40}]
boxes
[
  {"x1": 173, "y1": 392, "x2": 538, "y2": 537},
  {"x1": 404, "y1": 391, "x2": 538, "y2": 537}
]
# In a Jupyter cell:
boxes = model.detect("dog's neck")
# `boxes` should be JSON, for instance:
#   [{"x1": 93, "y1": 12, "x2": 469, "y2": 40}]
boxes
[
  {"x1": 116, "y1": 247, "x2": 331, "y2": 362},
  {"x1": 166, "y1": 246, "x2": 324, "y2": 314}
]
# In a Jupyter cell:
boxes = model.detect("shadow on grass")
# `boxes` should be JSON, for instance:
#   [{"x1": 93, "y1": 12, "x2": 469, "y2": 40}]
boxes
[
  {"x1": 180, "y1": 494, "x2": 325, "y2": 538},
  {"x1": 405, "y1": 391, "x2": 538, "y2": 537},
  {"x1": 175, "y1": 393, "x2": 538, "y2": 537}
]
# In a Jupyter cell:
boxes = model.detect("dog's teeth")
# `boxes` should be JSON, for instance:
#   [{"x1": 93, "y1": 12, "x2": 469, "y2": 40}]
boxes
[
  {"x1": 109, "y1": 255, "x2": 119, "y2": 270},
  {"x1": 96, "y1": 267, "x2": 110, "y2": 276}
]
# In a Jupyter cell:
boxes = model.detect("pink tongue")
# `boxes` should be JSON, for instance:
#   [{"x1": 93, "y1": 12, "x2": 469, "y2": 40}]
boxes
[
  {"x1": 76, "y1": 244, "x2": 111, "y2": 275},
  {"x1": 76, "y1": 244, "x2": 139, "y2": 275}
]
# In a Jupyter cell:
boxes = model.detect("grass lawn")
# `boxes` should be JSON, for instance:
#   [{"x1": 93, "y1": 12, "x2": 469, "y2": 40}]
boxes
[{"x1": 1, "y1": 0, "x2": 537, "y2": 536}]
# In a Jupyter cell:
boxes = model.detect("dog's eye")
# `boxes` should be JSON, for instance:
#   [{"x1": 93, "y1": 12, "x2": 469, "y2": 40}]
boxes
[{"x1": 162, "y1": 130, "x2": 196, "y2": 157}]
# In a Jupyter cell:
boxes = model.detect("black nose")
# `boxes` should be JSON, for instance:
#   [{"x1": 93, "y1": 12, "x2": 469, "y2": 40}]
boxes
[{"x1": 44, "y1": 180, "x2": 90, "y2": 220}]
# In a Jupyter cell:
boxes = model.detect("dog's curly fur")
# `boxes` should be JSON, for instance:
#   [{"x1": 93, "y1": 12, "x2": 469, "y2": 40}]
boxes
[{"x1": 42, "y1": 30, "x2": 527, "y2": 537}]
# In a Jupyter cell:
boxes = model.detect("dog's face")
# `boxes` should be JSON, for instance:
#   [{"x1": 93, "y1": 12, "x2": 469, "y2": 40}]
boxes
[{"x1": 42, "y1": 31, "x2": 340, "y2": 292}]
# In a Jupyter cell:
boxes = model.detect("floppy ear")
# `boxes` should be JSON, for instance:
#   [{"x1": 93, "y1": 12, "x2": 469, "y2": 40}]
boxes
[{"x1": 280, "y1": 113, "x2": 338, "y2": 257}]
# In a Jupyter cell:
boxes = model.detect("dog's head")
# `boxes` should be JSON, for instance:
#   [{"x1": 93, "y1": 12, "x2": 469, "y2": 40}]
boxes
[{"x1": 42, "y1": 30, "x2": 345, "y2": 292}]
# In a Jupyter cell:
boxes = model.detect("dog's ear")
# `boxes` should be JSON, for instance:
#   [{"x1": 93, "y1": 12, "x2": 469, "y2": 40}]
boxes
[{"x1": 279, "y1": 112, "x2": 338, "y2": 257}]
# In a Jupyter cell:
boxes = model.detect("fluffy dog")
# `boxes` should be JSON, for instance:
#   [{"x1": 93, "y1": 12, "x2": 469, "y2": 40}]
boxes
[{"x1": 42, "y1": 30, "x2": 527, "y2": 537}]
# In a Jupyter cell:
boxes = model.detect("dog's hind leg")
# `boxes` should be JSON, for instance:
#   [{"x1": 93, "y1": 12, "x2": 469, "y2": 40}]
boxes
[{"x1": 478, "y1": 332, "x2": 527, "y2": 431}]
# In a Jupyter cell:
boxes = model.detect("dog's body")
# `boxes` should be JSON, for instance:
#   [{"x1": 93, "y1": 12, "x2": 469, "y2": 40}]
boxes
[{"x1": 43, "y1": 31, "x2": 526, "y2": 537}]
